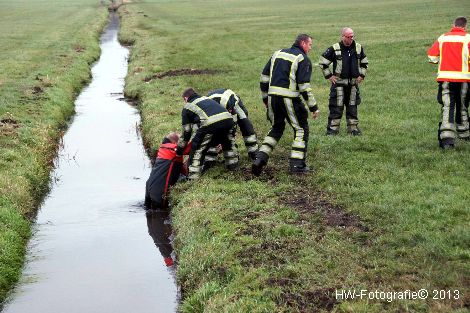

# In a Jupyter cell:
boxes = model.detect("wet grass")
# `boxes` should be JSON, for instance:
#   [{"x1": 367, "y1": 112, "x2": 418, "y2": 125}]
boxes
[
  {"x1": 119, "y1": 0, "x2": 469, "y2": 312},
  {"x1": 0, "y1": 0, "x2": 108, "y2": 305}
]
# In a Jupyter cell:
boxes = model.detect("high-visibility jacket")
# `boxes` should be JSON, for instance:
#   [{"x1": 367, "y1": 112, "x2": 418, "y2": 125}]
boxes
[
  {"x1": 428, "y1": 27, "x2": 470, "y2": 82},
  {"x1": 260, "y1": 43, "x2": 318, "y2": 112},
  {"x1": 177, "y1": 93, "x2": 233, "y2": 153},
  {"x1": 319, "y1": 41, "x2": 368, "y2": 84},
  {"x1": 207, "y1": 88, "x2": 258, "y2": 154}
]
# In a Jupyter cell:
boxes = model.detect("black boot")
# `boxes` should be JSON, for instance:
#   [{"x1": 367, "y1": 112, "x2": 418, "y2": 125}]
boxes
[
  {"x1": 289, "y1": 159, "x2": 310, "y2": 174},
  {"x1": 252, "y1": 151, "x2": 268, "y2": 176}
]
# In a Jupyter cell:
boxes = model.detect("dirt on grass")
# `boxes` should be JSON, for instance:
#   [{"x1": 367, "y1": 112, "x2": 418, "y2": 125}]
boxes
[
  {"x1": 280, "y1": 182, "x2": 368, "y2": 232},
  {"x1": 0, "y1": 115, "x2": 20, "y2": 136},
  {"x1": 144, "y1": 68, "x2": 224, "y2": 82},
  {"x1": 279, "y1": 288, "x2": 338, "y2": 312}
]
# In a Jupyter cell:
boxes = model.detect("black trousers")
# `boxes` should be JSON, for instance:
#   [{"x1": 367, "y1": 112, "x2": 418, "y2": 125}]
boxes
[
  {"x1": 327, "y1": 84, "x2": 361, "y2": 132},
  {"x1": 258, "y1": 95, "x2": 309, "y2": 165},
  {"x1": 188, "y1": 119, "x2": 238, "y2": 179}
]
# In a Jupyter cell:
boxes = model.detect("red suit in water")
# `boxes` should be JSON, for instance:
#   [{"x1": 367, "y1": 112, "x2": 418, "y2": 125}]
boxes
[{"x1": 145, "y1": 134, "x2": 191, "y2": 209}]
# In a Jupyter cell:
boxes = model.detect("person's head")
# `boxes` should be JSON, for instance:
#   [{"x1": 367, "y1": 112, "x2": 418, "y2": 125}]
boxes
[
  {"x1": 182, "y1": 88, "x2": 196, "y2": 102},
  {"x1": 166, "y1": 132, "x2": 180, "y2": 144},
  {"x1": 341, "y1": 27, "x2": 355, "y2": 46},
  {"x1": 294, "y1": 34, "x2": 313, "y2": 54},
  {"x1": 454, "y1": 16, "x2": 467, "y2": 30}
]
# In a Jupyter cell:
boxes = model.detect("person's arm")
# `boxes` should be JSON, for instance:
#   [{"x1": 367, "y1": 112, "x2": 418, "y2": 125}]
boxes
[
  {"x1": 297, "y1": 57, "x2": 319, "y2": 119},
  {"x1": 427, "y1": 39, "x2": 440, "y2": 64},
  {"x1": 176, "y1": 109, "x2": 192, "y2": 156},
  {"x1": 260, "y1": 58, "x2": 272, "y2": 107},
  {"x1": 319, "y1": 46, "x2": 335, "y2": 83},
  {"x1": 357, "y1": 45, "x2": 369, "y2": 84}
]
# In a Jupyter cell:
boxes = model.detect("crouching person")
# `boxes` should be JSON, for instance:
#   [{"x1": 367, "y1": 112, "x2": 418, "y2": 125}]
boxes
[
  {"x1": 177, "y1": 88, "x2": 239, "y2": 180},
  {"x1": 207, "y1": 88, "x2": 259, "y2": 160},
  {"x1": 145, "y1": 132, "x2": 191, "y2": 210}
]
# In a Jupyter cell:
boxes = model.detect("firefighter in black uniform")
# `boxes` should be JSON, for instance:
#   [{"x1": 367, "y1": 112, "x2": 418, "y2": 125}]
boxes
[
  {"x1": 319, "y1": 27, "x2": 369, "y2": 136},
  {"x1": 205, "y1": 89, "x2": 259, "y2": 161},
  {"x1": 176, "y1": 88, "x2": 239, "y2": 180},
  {"x1": 252, "y1": 34, "x2": 319, "y2": 176}
]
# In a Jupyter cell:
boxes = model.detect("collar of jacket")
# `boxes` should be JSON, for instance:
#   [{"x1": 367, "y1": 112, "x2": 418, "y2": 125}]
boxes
[
  {"x1": 339, "y1": 41, "x2": 356, "y2": 50},
  {"x1": 291, "y1": 43, "x2": 306, "y2": 55},
  {"x1": 450, "y1": 27, "x2": 467, "y2": 34},
  {"x1": 188, "y1": 93, "x2": 200, "y2": 102}
]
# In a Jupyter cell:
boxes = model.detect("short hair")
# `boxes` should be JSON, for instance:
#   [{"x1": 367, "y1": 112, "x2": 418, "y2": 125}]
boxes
[
  {"x1": 166, "y1": 132, "x2": 180, "y2": 144},
  {"x1": 294, "y1": 34, "x2": 312, "y2": 46},
  {"x1": 182, "y1": 87, "x2": 196, "y2": 99},
  {"x1": 454, "y1": 16, "x2": 467, "y2": 28}
]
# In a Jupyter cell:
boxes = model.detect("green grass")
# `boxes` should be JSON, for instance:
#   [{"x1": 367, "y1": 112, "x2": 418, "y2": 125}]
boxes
[
  {"x1": 120, "y1": 0, "x2": 469, "y2": 311},
  {"x1": 0, "y1": 0, "x2": 108, "y2": 305}
]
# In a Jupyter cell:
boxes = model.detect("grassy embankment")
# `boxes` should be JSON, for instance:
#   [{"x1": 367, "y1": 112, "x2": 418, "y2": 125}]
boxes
[
  {"x1": 120, "y1": 0, "x2": 469, "y2": 312},
  {"x1": 0, "y1": 0, "x2": 109, "y2": 305}
]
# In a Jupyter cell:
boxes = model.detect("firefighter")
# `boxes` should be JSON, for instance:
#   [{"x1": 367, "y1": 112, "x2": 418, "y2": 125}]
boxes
[
  {"x1": 428, "y1": 16, "x2": 470, "y2": 149},
  {"x1": 205, "y1": 89, "x2": 259, "y2": 162},
  {"x1": 319, "y1": 27, "x2": 369, "y2": 136},
  {"x1": 176, "y1": 88, "x2": 239, "y2": 179},
  {"x1": 252, "y1": 34, "x2": 319, "y2": 176}
]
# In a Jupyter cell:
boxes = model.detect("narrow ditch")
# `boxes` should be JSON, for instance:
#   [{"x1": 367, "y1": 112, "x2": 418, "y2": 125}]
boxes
[{"x1": 2, "y1": 13, "x2": 178, "y2": 313}]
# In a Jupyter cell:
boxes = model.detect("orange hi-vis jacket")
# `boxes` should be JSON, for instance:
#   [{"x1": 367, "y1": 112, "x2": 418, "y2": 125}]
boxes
[{"x1": 428, "y1": 27, "x2": 470, "y2": 82}]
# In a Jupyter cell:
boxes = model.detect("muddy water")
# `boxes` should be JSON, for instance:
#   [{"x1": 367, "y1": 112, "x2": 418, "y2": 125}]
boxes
[{"x1": 2, "y1": 14, "x2": 177, "y2": 313}]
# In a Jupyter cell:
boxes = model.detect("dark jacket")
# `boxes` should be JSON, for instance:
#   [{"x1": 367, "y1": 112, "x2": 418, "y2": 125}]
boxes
[
  {"x1": 319, "y1": 41, "x2": 368, "y2": 80},
  {"x1": 177, "y1": 93, "x2": 232, "y2": 155},
  {"x1": 260, "y1": 43, "x2": 317, "y2": 112}
]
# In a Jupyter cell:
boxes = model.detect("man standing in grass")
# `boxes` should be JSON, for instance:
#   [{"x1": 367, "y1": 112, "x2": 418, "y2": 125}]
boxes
[
  {"x1": 428, "y1": 16, "x2": 470, "y2": 149},
  {"x1": 176, "y1": 88, "x2": 239, "y2": 180},
  {"x1": 319, "y1": 27, "x2": 368, "y2": 136},
  {"x1": 252, "y1": 34, "x2": 319, "y2": 176}
]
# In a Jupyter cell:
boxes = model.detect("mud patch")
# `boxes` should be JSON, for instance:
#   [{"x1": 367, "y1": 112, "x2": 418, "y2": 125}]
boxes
[
  {"x1": 280, "y1": 288, "x2": 338, "y2": 312},
  {"x1": 0, "y1": 115, "x2": 20, "y2": 136},
  {"x1": 144, "y1": 68, "x2": 224, "y2": 82},
  {"x1": 74, "y1": 45, "x2": 85, "y2": 53},
  {"x1": 280, "y1": 186, "x2": 368, "y2": 231}
]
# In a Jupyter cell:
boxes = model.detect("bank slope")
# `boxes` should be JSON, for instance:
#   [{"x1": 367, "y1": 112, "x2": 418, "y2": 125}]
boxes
[
  {"x1": 0, "y1": 1, "x2": 108, "y2": 304},
  {"x1": 120, "y1": 0, "x2": 469, "y2": 312}
]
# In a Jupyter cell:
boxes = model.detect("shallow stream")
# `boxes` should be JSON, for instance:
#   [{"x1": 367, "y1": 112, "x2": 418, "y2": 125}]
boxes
[{"x1": 2, "y1": 13, "x2": 177, "y2": 313}]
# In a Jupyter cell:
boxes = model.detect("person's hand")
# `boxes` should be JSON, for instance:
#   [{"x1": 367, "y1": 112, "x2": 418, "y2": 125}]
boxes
[
  {"x1": 328, "y1": 75, "x2": 338, "y2": 84},
  {"x1": 356, "y1": 76, "x2": 364, "y2": 84},
  {"x1": 312, "y1": 110, "x2": 319, "y2": 119}
]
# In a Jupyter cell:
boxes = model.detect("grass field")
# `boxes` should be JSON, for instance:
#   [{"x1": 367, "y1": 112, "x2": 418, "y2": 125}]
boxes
[
  {"x1": 0, "y1": 0, "x2": 108, "y2": 305},
  {"x1": 119, "y1": 0, "x2": 469, "y2": 312}
]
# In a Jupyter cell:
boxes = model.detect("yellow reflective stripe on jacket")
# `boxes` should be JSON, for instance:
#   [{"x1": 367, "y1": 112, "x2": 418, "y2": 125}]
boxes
[
  {"x1": 220, "y1": 89, "x2": 235, "y2": 108},
  {"x1": 333, "y1": 43, "x2": 342, "y2": 76},
  {"x1": 260, "y1": 74, "x2": 270, "y2": 83},
  {"x1": 428, "y1": 55, "x2": 439, "y2": 64},
  {"x1": 298, "y1": 82, "x2": 311, "y2": 92},
  {"x1": 206, "y1": 111, "x2": 232, "y2": 126},
  {"x1": 437, "y1": 71, "x2": 470, "y2": 80},
  {"x1": 268, "y1": 86, "x2": 300, "y2": 97}
]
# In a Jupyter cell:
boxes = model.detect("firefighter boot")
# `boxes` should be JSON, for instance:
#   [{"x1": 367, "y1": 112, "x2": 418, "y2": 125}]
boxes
[
  {"x1": 252, "y1": 151, "x2": 268, "y2": 176},
  {"x1": 289, "y1": 159, "x2": 309, "y2": 174},
  {"x1": 438, "y1": 122, "x2": 454, "y2": 149}
]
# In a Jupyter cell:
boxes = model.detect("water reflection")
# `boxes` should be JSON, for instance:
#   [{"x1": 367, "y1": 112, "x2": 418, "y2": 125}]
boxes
[{"x1": 146, "y1": 210, "x2": 175, "y2": 267}]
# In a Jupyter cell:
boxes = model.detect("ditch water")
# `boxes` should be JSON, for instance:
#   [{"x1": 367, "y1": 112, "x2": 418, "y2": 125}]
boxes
[{"x1": 2, "y1": 13, "x2": 178, "y2": 313}]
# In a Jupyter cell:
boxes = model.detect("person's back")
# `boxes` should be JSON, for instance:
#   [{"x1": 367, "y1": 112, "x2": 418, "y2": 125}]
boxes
[{"x1": 145, "y1": 133, "x2": 189, "y2": 209}]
